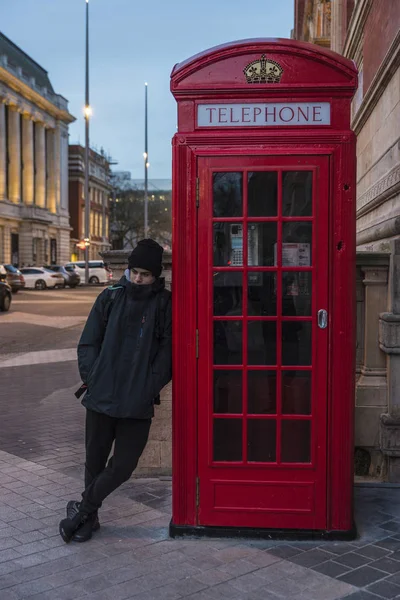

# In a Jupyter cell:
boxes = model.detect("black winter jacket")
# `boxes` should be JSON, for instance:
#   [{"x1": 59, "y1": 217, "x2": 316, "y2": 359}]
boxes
[{"x1": 77, "y1": 275, "x2": 172, "y2": 419}]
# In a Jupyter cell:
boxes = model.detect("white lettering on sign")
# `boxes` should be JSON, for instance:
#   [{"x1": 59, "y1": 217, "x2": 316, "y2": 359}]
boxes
[{"x1": 197, "y1": 103, "x2": 331, "y2": 127}]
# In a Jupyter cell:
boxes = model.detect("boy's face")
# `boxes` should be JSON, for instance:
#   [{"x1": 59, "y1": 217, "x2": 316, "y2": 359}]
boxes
[{"x1": 130, "y1": 267, "x2": 155, "y2": 285}]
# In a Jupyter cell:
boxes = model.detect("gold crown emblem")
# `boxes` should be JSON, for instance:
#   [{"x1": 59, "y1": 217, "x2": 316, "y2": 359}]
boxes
[{"x1": 243, "y1": 54, "x2": 283, "y2": 84}]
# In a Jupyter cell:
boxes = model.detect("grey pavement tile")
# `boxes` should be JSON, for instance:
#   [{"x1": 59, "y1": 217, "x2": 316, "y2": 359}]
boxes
[
  {"x1": 12, "y1": 517, "x2": 47, "y2": 533},
  {"x1": 0, "y1": 548, "x2": 22, "y2": 563},
  {"x1": 375, "y1": 538, "x2": 400, "y2": 552},
  {"x1": 338, "y1": 565, "x2": 387, "y2": 587},
  {"x1": 218, "y1": 558, "x2": 259, "y2": 576},
  {"x1": 335, "y1": 552, "x2": 375, "y2": 569},
  {"x1": 12, "y1": 540, "x2": 49, "y2": 556},
  {"x1": 289, "y1": 549, "x2": 337, "y2": 568},
  {"x1": 312, "y1": 560, "x2": 352, "y2": 578},
  {"x1": 192, "y1": 567, "x2": 234, "y2": 586},
  {"x1": 380, "y1": 522, "x2": 400, "y2": 534},
  {"x1": 371, "y1": 557, "x2": 400, "y2": 574},
  {"x1": 366, "y1": 579, "x2": 400, "y2": 599},
  {"x1": 316, "y1": 542, "x2": 359, "y2": 555},
  {"x1": 229, "y1": 572, "x2": 267, "y2": 593},
  {"x1": 341, "y1": 592, "x2": 383, "y2": 600},
  {"x1": 7, "y1": 577, "x2": 54, "y2": 598},
  {"x1": 266, "y1": 544, "x2": 303, "y2": 559},
  {"x1": 357, "y1": 545, "x2": 392, "y2": 560},
  {"x1": 0, "y1": 538, "x2": 21, "y2": 551}
]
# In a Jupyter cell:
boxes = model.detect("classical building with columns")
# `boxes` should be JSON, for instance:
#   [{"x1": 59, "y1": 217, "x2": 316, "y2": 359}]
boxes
[
  {"x1": 0, "y1": 32, "x2": 75, "y2": 267},
  {"x1": 68, "y1": 144, "x2": 112, "y2": 262}
]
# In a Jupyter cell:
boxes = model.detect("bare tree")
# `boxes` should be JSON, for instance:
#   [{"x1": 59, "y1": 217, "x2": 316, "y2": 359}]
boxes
[{"x1": 111, "y1": 187, "x2": 171, "y2": 250}]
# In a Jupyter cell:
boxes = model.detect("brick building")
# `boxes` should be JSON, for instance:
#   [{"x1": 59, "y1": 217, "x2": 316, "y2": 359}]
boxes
[
  {"x1": 68, "y1": 145, "x2": 112, "y2": 262},
  {"x1": 0, "y1": 32, "x2": 75, "y2": 266}
]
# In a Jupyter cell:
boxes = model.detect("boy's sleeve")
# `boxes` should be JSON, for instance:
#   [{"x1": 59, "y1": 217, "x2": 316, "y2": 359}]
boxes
[
  {"x1": 77, "y1": 290, "x2": 108, "y2": 383},
  {"x1": 151, "y1": 294, "x2": 172, "y2": 394}
]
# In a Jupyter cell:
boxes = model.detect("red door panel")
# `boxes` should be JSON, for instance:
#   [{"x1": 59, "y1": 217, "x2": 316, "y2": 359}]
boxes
[{"x1": 197, "y1": 155, "x2": 329, "y2": 530}]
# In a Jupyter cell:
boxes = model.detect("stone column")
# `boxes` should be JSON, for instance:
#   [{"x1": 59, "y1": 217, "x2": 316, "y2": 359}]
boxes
[
  {"x1": 330, "y1": 0, "x2": 346, "y2": 54},
  {"x1": 380, "y1": 240, "x2": 400, "y2": 481},
  {"x1": 34, "y1": 122, "x2": 46, "y2": 208},
  {"x1": 355, "y1": 261, "x2": 389, "y2": 457},
  {"x1": 0, "y1": 102, "x2": 6, "y2": 200},
  {"x1": 22, "y1": 115, "x2": 34, "y2": 205},
  {"x1": 54, "y1": 123, "x2": 61, "y2": 212},
  {"x1": 46, "y1": 128, "x2": 56, "y2": 213},
  {"x1": 8, "y1": 106, "x2": 21, "y2": 203}
]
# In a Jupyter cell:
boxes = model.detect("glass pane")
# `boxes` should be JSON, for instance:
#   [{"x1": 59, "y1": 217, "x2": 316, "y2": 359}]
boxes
[
  {"x1": 282, "y1": 371, "x2": 311, "y2": 415},
  {"x1": 214, "y1": 321, "x2": 242, "y2": 365},
  {"x1": 214, "y1": 370, "x2": 242, "y2": 414},
  {"x1": 213, "y1": 172, "x2": 242, "y2": 217},
  {"x1": 248, "y1": 321, "x2": 276, "y2": 365},
  {"x1": 248, "y1": 172, "x2": 277, "y2": 217},
  {"x1": 214, "y1": 419, "x2": 242, "y2": 461},
  {"x1": 248, "y1": 371, "x2": 276, "y2": 414},
  {"x1": 248, "y1": 420, "x2": 276, "y2": 462},
  {"x1": 282, "y1": 171, "x2": 312, "y2": 216},
  {"x1": 282, "y1": 223, "x2": 312, "y2": 267},
  {"x1": 248, "y1": 272, "x2": 276, "y2": 316},
  {"x1": 282, "y1": 322, "x2": 312, "y2": 366},
  {"x1": 214, "y1": 272, "x2": 242, "y2": 316},
  {"x1": 248, "y1": 223, "x2": 277, "y2": 266},
  {"x1": 281, "y1": 420, "x2": 311, "y2": 463},
  {"x1": 282, "y1": 272, "x2": 312, "y2": 316},
  {"x1": 213, "y1": 223, "x2": 243, "y2": 267}
]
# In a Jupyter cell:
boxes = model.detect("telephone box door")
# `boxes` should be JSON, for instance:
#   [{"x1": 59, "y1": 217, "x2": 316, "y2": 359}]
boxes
[{"x1": 197, "y1": 154, "x2": 330, "y2": 530}]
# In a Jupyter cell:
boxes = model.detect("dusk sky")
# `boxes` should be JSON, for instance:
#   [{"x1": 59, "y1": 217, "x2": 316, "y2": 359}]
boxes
[{"x1": 1, "y1": 0, "x2": 294, "y2": 179}]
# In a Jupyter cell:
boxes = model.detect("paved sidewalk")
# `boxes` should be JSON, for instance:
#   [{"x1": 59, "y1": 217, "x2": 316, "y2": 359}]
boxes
[{"x1": 0, "y1": 453, "x2": 400, "y2": 600}]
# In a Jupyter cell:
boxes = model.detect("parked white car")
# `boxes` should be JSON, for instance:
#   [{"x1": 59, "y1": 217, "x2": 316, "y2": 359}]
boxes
[
  {"x1": 19, "y1": 268, "x2": 64, "y2": 290},
  {"x1": 65, "y1": 261, "x2": 112, "y2": 285}
]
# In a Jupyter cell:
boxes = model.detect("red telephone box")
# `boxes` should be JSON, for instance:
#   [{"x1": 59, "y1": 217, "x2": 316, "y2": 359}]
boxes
[{"x1": 170, "y1": 39, "x2": 358, "y2": 538}]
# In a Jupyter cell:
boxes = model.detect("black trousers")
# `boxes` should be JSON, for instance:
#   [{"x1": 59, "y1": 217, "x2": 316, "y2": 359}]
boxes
[{"x1": 80, "y1": 409, "x2": 152, "y2": 514}]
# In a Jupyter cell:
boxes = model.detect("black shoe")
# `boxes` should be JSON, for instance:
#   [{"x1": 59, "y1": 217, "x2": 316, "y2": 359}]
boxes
[
  {"x1": 66, "y1": 500, "x2": 81, "y2": 519},
  {"x1": 65, "y1": 500, "x2": 100, "y2": 543},
  {"x1": 72, "y1": 512, "x2": 100, "y2": 543},
  {"x1": 59, "y1": 511, "x2": 90, "y2": 543}
]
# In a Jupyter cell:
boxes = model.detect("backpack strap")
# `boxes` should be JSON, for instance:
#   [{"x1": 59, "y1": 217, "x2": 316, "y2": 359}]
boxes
[
  {"x1": 155, "y1": 289, "x2": 170, "y2": 341},
  {"x1": 103, "y1": 285, "x2": 124, "y2": 327}
]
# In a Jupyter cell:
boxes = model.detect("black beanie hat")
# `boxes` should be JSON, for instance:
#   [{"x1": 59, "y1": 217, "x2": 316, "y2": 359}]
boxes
[{"x1": 128, "y1": 239, "x2": 163, "y2": 277}]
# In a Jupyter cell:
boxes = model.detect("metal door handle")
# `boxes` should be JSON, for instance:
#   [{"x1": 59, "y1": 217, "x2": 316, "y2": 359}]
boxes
[{"x1": 318, "y1": 309, "x2": 328, "y2": 329}]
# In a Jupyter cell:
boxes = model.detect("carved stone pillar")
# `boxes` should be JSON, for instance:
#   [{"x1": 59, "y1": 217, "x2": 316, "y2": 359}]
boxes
[
  {"x1": 380, "y1": 240, "x2": 400, "y2": 481},
  {"x1": 355, "y1": 261, "x2": 388, "y2": 451},
  {"x1": 22, "y1": 115, "x2": 34, "y2": 205},
  {"x1": 34, "y1": 122, "x2": 46, "y2": 208},
  {"x1": 330, "y1": 0, "x2": 346, "y2": 53},
  {"x1": 8, "y1": 106, "x2": 21, "y2": 203},
  {"x1": 0, "y1": 102, "x2": 6, "y2": 200},
  {"x1": 46, "y1": 128, "x2": 56, "y2": 213}
]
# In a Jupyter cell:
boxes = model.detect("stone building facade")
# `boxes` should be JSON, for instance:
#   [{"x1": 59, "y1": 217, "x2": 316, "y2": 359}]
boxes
[
  {"x1": 293, "y1": 0, "x2": 400, "y2": 479},
  {"x1": 68, "y1": 145, "x2": 111, "y2": 262},
  {"x1": 0, "y1": 32, "x2": 75, "y2": 267}
]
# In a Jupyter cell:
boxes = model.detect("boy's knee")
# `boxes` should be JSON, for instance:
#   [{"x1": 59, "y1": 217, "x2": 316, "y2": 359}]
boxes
[{"x1": 113, "y1": 462, "x2": 137, "y2": 485}]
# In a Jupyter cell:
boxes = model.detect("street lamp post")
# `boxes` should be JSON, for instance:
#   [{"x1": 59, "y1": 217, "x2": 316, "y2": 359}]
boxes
[
  {"x1": 144, "y1": 82, "x2": 149, "y2": 238},
  {"x1": 84, "y1": 0, "x2": 91, "y2": 285}
]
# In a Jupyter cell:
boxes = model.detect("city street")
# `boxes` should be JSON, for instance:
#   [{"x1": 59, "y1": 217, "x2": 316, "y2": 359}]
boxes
[{"x1": 0, "y1": 288, "x2": 398, "y2": 599}]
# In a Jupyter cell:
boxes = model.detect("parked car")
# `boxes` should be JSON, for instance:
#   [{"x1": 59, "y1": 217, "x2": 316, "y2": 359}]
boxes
[
  {"x1": 0, "y1": 281, "x2": 12, "y2": 311},
  {"x1": 44, "y1": 265, "x2": 81, "y2": 288},
  {"x1": 19, "y1": 267, "x2": 64, "y2": 290},
  {"x1": 65, "y1": 260, "x2": 112, "y2": 285},
  {"x1": 0, "y1": 264, "x2": 25, "y2": 293}
]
